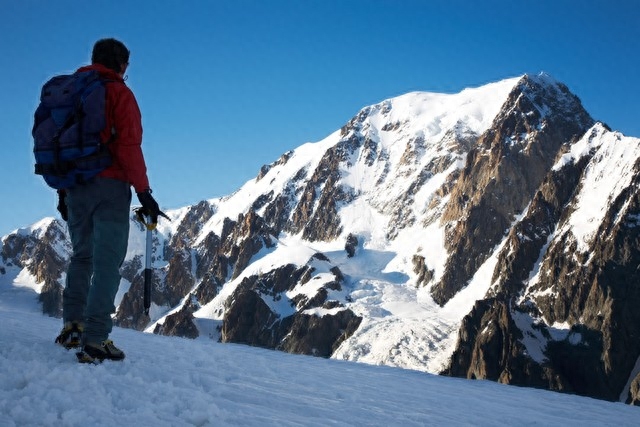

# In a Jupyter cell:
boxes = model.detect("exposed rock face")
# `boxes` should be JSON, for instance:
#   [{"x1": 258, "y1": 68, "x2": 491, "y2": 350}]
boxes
[
  {"x1": 277, "y1": 309, "x2": 362, "y2": 357},
  {"x1": 444, "y1": 299, "x2": 564, "y2": 391},
  {"x1": 1, "y1": 219, "x2": 69, "y2": 318},
  {"x1": 345, "y1": 233, "x2": 358, "y2": 258},
  {"x1": 434, "y1": 75, "x2": 595, "y2": 306},
  {"x1": 629, "y1": 373, "x2": 640, "y2": 406},
  {"x1": 221, "y1": 260, "x2": 362, "y2": 357},
  {"x1": 412, "y1": 255, "x2": 434, "y2": 288},
  {"x1": 154, "y1": 297, "x2": 199, "y2": 339},
  {"x1": 39, "y1": 278, "x2": 64, "y2": 318},
  {"x1": 288, "y1": 137, "x2": 359, "y2": 241},
  {"x1": 443, "y1": 124, "x2": 640, "y2": 402}
]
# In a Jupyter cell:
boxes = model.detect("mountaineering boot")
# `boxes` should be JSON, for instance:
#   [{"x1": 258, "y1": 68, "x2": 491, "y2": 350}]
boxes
[
  {"x1": 76, "y1": 339, "x2": 125, "y2": 363},
  {"x1": 54, "y1": 321, "x2": 84, "y2": 349}
]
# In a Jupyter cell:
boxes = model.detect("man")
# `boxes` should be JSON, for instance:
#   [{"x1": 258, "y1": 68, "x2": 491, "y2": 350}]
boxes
[{"x1": 54, "y1": 38, "x2": 166, "y2": 363}]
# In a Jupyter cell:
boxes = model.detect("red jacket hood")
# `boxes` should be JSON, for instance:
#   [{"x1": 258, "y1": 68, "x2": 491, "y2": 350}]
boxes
[{"x1": 76, "y1": 64, "x2": 124, "y2": 82}]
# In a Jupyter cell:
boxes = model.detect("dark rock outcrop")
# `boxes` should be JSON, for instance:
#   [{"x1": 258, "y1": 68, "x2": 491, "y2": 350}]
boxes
[
  {"x1": 629, "y1": 373, "x2": 640, "y2": 406},
  {"x1": 288, "y1": 137, "x2": 359, "y2": 241},
  {"x1": 345, "y1": 233, "x2": 358, "y2": 257},
  {"x1": 221, "y1": 260, "x2": 361, "y2": 357},
  {"x1": 1, "y1": 220, "x2": 70, "y2": 318},
  {"x1": 444, "y1": 125, "x2": 640, "y2": 402},
  {"x1": 444, "y1": 299, "x2": 559, "y2": 388},
  {"x1": 412, "y1": 255, "x2": 434, "y2": 288},
  {"x1": 154, "y1": 296, "x2": 199, "y2": 339}
]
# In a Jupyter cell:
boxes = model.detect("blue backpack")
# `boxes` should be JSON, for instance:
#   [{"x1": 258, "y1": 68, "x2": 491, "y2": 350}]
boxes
[{"x1": 33, "y1": 70, "x2": 114, "y2": 189}]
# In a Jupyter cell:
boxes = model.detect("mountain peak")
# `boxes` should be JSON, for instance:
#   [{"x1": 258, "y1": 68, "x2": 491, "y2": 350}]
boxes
[
  {"x1": 346, "y1": 76, "x2": 524, "y2": 146},
  {"x1": 523, "y1": 71, "x2": 559, "y2": 85},
  {"x1": 509, "y1": 72, "x2": 593, "y2": 127}
]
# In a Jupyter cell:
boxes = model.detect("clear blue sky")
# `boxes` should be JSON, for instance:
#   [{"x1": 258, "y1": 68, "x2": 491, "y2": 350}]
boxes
[{"x1": 2, "y1": 0, "x2": 639, "y2": 235}]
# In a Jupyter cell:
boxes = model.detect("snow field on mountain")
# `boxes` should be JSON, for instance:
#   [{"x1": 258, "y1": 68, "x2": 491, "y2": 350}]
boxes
[
  {"x1": 366, "y1": 77, "x2": 522, "y2": 143},
  {"x1": 2, "y1": 280, "x2": 639, "y2": 426}
]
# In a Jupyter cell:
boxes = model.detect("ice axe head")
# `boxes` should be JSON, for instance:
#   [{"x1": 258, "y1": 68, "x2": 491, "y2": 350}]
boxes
[{"x1": 135, "y1": 208, "x2": 157, "y2": 231}]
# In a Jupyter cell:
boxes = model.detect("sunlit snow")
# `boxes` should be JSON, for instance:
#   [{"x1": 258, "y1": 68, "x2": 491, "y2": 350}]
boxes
[{"x1": 1, "y1": 278, "x2": 638, "y2": 426}]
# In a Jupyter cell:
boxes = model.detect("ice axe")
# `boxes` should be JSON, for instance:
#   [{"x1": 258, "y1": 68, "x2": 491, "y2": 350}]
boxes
[{"x1": 135, "y1": 208, "x2": 157, "y2": 316}]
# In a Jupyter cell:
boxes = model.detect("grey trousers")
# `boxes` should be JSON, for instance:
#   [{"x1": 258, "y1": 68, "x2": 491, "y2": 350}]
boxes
[{"x1": 63, "y1": 177, "x2": 131, "y2": 344}]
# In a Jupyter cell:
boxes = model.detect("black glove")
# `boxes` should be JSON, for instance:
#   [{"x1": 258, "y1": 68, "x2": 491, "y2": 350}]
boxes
[
  {"x1": 57, "y1": 190, "x2": 68, "y2": 222},
  {"x1": 136, "y1": 190, "x2": 169, "y2": 225}
]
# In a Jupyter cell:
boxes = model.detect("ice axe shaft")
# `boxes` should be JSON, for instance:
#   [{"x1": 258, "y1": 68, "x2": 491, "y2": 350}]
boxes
[
  {"x1": 143, "y1": 225, "x2": 152, "y2": 316},
  {"x1": 135, "y1": 209, "x2": 155, "y2": 316}
]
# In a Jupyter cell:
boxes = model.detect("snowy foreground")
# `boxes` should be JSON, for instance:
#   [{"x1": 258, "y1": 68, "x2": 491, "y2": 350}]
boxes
[{"x1": 1, "y1": 285, "x2": 638, "y2": 427}]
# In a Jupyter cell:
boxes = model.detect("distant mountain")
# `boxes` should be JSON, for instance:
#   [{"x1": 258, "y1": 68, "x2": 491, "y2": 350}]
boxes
[{"x1": 3, "y1": 73, "x2": 639, "y2": 404}]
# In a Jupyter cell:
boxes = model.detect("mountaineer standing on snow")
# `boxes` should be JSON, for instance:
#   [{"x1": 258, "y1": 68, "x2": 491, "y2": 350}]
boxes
[{"x1": 34, "y1": 38, "x2": 167, "y2": 362}]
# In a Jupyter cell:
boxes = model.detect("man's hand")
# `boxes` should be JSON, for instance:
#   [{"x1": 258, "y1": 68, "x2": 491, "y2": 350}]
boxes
[{"x1": 136, "y1": 190, "x2": 169, "y2": 225}]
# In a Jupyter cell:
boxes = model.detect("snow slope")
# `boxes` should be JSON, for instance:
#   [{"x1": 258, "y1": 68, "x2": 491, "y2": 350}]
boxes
[{"x1": 1, "y1": 274, "x2": 638, "y2": 426}]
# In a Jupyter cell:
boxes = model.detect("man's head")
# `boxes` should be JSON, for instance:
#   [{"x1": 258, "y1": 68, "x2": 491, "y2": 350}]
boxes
[{"x1": 91, "y1": 38, "x2": 130, "y2": 75}]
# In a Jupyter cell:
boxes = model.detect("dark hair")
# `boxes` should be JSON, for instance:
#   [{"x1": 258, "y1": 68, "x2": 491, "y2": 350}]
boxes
[{"x1": 91, "y1": 38, "x2": 130, "y2": 72}]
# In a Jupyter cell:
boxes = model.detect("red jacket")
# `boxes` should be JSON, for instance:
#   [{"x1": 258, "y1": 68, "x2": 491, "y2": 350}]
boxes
[{"x1": 76, "y1": 64, "x2": 150, "y2": 193}]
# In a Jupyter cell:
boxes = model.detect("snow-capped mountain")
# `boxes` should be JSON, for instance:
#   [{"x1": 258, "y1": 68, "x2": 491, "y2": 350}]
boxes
[{"x1": 2, "y1": 73, "x2": 639, "y2": 404}]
